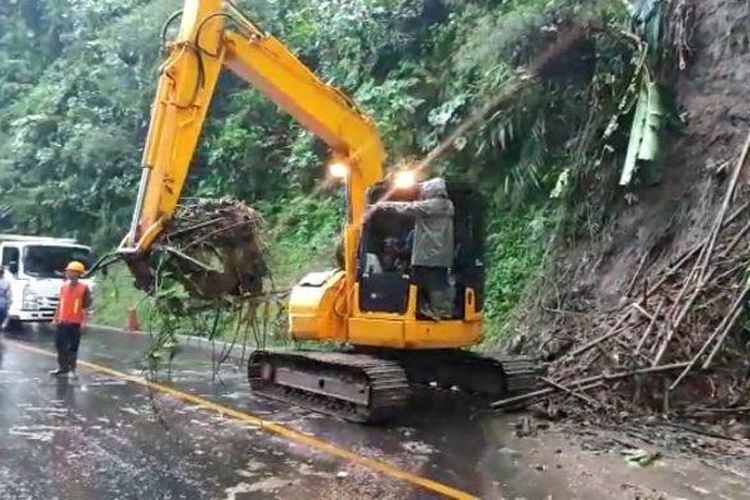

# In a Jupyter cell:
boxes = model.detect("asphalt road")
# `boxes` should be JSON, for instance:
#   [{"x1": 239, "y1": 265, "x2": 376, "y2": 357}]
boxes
[{"x1": 0, "y1": 327, "x2": 747, "y2": 499}]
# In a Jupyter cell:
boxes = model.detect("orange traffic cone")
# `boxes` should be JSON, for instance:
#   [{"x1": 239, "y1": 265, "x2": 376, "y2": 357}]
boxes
[{"x1": 126, "y1": 306, "x2": 140, "y2": 334}]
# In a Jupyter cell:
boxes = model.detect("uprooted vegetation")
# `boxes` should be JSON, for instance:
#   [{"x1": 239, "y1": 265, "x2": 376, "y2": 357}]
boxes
[
  {"x1": 128, "y1": 198, "x2": 292, "y2": 370},
  {"x1": 134, "y1": 198, "x2": 267, "y2": 299}
]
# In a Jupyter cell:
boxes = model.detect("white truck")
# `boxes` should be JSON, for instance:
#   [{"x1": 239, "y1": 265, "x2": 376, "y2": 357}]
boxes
[{"x1": 0, "y1": 235, "x2": 95, "y2": 330}]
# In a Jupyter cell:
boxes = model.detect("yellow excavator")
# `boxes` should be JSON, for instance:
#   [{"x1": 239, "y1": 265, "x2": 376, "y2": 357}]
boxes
[{"x1": 120, "y1": 0, "x2": 535, "y2": 422}]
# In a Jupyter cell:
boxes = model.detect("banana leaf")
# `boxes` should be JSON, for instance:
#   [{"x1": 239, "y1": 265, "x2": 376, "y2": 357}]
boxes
[
  {"x1": 619, "y1": 0, "x2": 668, "y2": 186},
  {"x1": 620, "y1": 79, "x2": 666, "y2": 186}
]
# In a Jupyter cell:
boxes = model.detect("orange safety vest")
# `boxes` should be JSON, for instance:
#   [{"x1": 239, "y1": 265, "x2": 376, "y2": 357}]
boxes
[{"x1": 57, "y1": 282, "x2": 89, "y2": 325}]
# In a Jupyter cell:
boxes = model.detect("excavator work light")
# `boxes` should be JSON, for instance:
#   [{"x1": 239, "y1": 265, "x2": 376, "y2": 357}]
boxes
[
  {"x1": 329, "y1": 162, "x2": 349, "y2": 179},
  {"x1": 393, "y1": 170, "x2": 417, "y2": 189}
]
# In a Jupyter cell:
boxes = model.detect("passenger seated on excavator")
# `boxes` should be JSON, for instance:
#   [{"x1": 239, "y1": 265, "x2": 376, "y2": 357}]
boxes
[
  {"x1": 381, "y1": 236, "x2": 410, "y2": 273},
  {"x1": 372, "y1": 178, "x2": 455, "y2": 320}
]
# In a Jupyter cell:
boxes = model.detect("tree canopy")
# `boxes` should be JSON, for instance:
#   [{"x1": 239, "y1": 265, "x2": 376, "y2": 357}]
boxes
[{"x1": 1, "y1": 0, "x2": 650, "y2": 332}]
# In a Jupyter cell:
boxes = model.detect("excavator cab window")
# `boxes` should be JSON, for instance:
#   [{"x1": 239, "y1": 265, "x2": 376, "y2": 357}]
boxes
[
  {"x1": 359, "y1": 181, "x2": 484, "y2": 318},
  {"x1": 358, "y1": 188, "x2": 415, "y2": 314},
  {"x1": 446, "y1": 182, "x2": 485, "y2": 316}
]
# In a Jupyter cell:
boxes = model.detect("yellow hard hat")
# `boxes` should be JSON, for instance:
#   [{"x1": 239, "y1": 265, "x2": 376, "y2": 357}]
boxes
[{"x1": 65, "y1": 261, "x2": 86, "y2": 274}]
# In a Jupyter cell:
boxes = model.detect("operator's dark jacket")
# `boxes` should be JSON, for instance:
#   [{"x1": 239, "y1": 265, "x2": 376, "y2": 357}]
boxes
[{"x1": 376, "y1": 178, "x2": 454, "y2": 268}]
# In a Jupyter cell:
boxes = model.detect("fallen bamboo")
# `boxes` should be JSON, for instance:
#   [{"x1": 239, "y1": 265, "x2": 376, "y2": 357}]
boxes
[
  {"x1": 649, "y1": 200, "x2": 750, "y2": 296},
  {"x1": 719, "y1": 219, "x2": 750, "y2": 258},
  {"x1": 635, "y1": 297, "x2": 665, "y2": 354},
  {"x1": 492, "y1": 381, "x2": 605, "y2": 409},
  {"x1": 599, "y1": 362, "x2": 689, "y2": 380},
  {"x1": 566, "y1": 308, "x2": 632, "y2": 359},
  {"x1": 697, "y1": 128, "x2": 750, "y2": 283},
  {"x1": 649, "y1": 322, "x2": 666, "y2": 356},
  {"x1": 665, "y1": 422, "x2": 739, "y2": 442},
  {"x1": 163, "y1": 246, "x2": 222, "y2": 272},
  {"x1": 647, "y1": 242, "x2": 703, "y2": 295},
  {"x1": 626, "y1": 251, "x2": 650, "y2": 296},
  {"x1": 654, "y1": 265, "x2": 717, "y2": 366},
  {"x1": 702, "y1": 281, "x2": 750, "y2": 369},
  {"x1": 632, "y1": 302, "x2": 655, "y2": 322},
  {"x1": 541, "y1": 377, "x2": 600, "y2": 408},
  {"x1": 713, "y1": 261, "x2": 746, "y2": 283},
  {"x1": 492, "y1": 363, "x2": 688, "y2": 409},
  {"x1": 183, "y1": 217, "x2": 261, "y2": 251},
  {"x1": 650, "y1": 200, "x2": 750, "y2": 290},
  {"x1": 722, "y1": 200, "x2": 750, "y2": 227},
  {"x1": 165, "y1": 217, "x2": 224, "y2": 239},
  {"x1": 680, "y1": 406, "x2": 750, "y2": 415},
  {"x1": 669, "y1": 281, "x2": 750, "y2": 390}
]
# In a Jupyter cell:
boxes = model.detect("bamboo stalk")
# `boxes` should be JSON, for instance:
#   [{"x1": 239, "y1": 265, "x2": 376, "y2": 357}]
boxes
[
  {"x1": 491, "y1": 363, "x2": 688, "y2": 409},
  {"x1": 702, "y1": 282, "x2": 750, "y2": 369},
  {"x1": 635, "y1": 297, "x2": 665, "y2": 354},
  {"x1": 632, "y1": 302, "x2": 655, "y2": 321},
  {"x1": 647, "y1": 242, "x2": 703, "y2": 295},
  {"x1": 669, "y1": 282, "x2": 750, "y2": 390},
  {"x1": 654, "y1": 266, "x2": 717, "y2": 366},
  {"x1": 491, "y1": 381, "x2": 604, "y2": 409},
  {"x1": 719, "y1": 219, "x2": 750, "y2": 258},
  {"x1": 565, "y1": 308, "x2": 632, "y2": 359},
  {"x1": 626, "y1": 251, "x2": 650, "y2": 296},
  {"x1": 697, "y1": 128, "x2": 750, "y2": 283},
  {"x1": 541, "y1": 377, "x2": 600, "y2": 408}
]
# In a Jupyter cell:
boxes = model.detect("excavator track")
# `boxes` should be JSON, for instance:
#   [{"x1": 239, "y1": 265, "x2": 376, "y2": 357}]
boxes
[
  {"x1": 248, "y1": 351, "x2": 410, "y2": 423},
  {"x1": 248, "y1": 349, "x2": 538, "y2": 422},
  {"x1": 362, "y1": 349, "x2": 539, "y2": 399}
]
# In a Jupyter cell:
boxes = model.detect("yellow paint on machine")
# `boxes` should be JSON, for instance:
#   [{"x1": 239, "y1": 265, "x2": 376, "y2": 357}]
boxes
[{"x1": 4, "y1": 339, "x2": 478, "y2": 500}]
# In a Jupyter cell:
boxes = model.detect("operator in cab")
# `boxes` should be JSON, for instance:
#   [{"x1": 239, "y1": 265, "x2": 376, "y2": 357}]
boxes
[
  {"x1": 372, "y1": 177, "x2": 455, "y2": 320},
  {"x1": 50, "y1": 261, "x2": 92, "y2": 379}
]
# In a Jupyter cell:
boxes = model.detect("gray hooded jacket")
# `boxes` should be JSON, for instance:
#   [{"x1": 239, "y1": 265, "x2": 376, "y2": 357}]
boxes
[{"x1": 376, "y1": 178, "x2": 454, "y2": 267}]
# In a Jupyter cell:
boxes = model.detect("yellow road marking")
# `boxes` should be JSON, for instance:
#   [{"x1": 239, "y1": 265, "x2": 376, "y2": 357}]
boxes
[{"x1": 4, "y1": 339, "x2": 478, "y2": 500}]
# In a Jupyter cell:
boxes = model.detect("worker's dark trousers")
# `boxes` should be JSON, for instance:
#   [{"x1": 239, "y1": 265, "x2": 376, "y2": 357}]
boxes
[
  {"x1": 56, "y1": 322, "x2": 82, "y2": 372},
  {"x1": 412, "y1": 266, "x2": 453, "y2": 318}
]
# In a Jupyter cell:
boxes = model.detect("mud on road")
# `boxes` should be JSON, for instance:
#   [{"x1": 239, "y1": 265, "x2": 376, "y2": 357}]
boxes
[{"x1": 0, "y1": 327, "x2": 747, "y2": 499}]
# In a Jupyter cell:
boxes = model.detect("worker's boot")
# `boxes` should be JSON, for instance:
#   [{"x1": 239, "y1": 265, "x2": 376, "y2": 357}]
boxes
[
  {"x1": 419, "y1": 305, "x2": 441, "y2": 321},
  {"x1": 429, "y1": 288, "x2": 455, "y2": 319},
  {"x1": 50, "y1": 350, "x2": 68, "y2": 376},
  {"x1": 67, "y1": 353, "x2": 78, "y2": 380}
]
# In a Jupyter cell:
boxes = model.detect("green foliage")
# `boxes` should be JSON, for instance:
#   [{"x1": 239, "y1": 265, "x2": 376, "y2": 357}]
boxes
[
  {"x1": 483, "y1": 208, "x2": 552, "y2": 342},
  {"x1": 0, "y1": 0, "x2": 179, "y2": 248},
  {"x1": 261, "y1": 195, "x2": 344, "y2": 287},
  {"x1": 90, "y1": 264, "x2": 150, "y2": 328},
  {"x1": 1, "y1": 0, "x2": 647, "y2": 337}
]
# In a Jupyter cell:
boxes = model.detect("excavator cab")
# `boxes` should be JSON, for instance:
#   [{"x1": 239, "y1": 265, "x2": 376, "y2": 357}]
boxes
[{"x1": 358, "y1": 180, "x2": 485, "y2": 320}]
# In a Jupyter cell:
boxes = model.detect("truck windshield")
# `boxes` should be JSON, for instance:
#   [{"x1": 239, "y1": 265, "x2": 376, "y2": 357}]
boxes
[{"x1": 22, "y1": 246, "x2": 94, "y2": 278}]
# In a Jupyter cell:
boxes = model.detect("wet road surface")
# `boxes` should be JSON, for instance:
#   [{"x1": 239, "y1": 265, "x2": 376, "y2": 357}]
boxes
[{"x1": 1, "y1": 327, "x2": 748, "y2": 499}]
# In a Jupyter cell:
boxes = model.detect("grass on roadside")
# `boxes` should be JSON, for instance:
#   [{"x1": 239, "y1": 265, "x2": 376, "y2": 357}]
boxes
[{"x1": 91, "y1": 263, "x2": 151, "y2": 329}]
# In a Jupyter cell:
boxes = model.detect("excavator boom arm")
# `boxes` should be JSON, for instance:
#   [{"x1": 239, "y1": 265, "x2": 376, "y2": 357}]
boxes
[{"x1": 123, "y1": 0, "x2": 384, "y2": 264}]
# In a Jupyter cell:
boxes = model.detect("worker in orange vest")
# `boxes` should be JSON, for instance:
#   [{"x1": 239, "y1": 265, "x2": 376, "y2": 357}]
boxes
[{"x1": 50, "y1": 261, "x2": 92, "y2": 378}]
